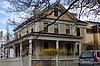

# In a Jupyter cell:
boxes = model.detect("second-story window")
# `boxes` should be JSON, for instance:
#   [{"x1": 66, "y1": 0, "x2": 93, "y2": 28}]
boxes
[
  {"x1": 77, "y1": 28, "x2": 80, "y2": 36},
  {"x1": 54, "y1": 24, "x2": 58, "y2": 33},
  {"x1": 66, "y1": 24, "x2": 70, "y2": 34},
  {"x1": 54, "y1": 8, "x2": 58, "y2": 16},
  {"x1": 44, "y1": 22, "x2": 48, "y2": 33},
  {"x1": 31, "y1": 28, "x2": 33, "y2": 33}
]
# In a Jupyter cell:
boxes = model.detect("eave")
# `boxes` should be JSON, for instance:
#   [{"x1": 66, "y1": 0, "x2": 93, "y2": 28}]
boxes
[{"x1": 3, "y1": 32, "x2": 82, "y2": 48}]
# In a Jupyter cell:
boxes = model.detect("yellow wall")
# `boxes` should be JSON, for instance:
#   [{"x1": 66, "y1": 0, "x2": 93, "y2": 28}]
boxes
[
  {"x1": 48, "y1": 23, "x2": 54, "y2": 33},
  {"x1": 86, "y1": 34, "x2": 94, "y2": 44},
  {"x1": 59, "y1": 23, "x2": 66, "y2": 34}
]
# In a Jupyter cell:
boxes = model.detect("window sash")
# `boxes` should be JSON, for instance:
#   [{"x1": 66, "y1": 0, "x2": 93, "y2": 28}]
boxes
[
  {"x1": 66, "y1": 24, "x2": 70, "y2": 34},
  {"x1": 54, "y1": 24, "x2": 58, "y2": 33},
  {"x1": 44, "y1": 22, "x2": 48, "y2": 32}
]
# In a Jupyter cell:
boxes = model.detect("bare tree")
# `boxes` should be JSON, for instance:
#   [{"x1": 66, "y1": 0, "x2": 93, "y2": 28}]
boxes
[{"x1": 5, "y1": 0, "x2": 100, "y2": 25}]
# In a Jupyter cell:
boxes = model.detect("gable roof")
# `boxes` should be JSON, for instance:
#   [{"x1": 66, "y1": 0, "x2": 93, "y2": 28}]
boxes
[{"x1": 13, "y1": 2, "x2": 87, "y2": 31}]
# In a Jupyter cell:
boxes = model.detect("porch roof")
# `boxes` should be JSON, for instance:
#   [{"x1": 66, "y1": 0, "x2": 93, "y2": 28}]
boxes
[{"x1": 4, "y1": 32, "x2": 82, "y2": 48}]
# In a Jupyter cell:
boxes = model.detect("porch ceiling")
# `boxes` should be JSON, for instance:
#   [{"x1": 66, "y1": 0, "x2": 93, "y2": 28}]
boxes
[{"x1": 4, "y1": 32, "x2": 82, "y2": 47}]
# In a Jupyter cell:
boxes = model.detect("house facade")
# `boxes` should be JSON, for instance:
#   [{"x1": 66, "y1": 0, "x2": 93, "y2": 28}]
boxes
[
  {"x1": 1, "y1": 2, "x2": 88, "y2": 66},
  {"x1": 86, "y1": 21, "x2": 100, "y2": 50}
]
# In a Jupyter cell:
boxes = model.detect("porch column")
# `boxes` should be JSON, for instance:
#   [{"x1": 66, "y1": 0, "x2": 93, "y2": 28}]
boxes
[
  {"x1": 13, "y1": 46, "x2": 15, "y2": 57},
  {"x1": 56, "y1": 40, "x2": 59, "y2": 49},
  {"x1": 56, "y1": 40, "x2": 59, "y2": 66},
  {"x1": 72, "y1": 25, "x2": 76, "y2": 35},
  {"x1": 74, "y1": 43, "x2": 78, "y2": 57},
  {"x1": 7, "y1": 47, "x2": 10, "y2": 58},
  {"x1": 79, "y1": 42, "x2": 81, "y2": 55},
  {"x1": 28, "y1": 39, "x2": 32, "y2": 66},
  {"x1": 84, "y1": 28, "x2": 87, "y2": 43},
  {"x1": 3, "y1": 46, "x2": 5, "y2": 58},
  {"x1": 20, "y1": 43, "x2": 22, "y2": 57}
]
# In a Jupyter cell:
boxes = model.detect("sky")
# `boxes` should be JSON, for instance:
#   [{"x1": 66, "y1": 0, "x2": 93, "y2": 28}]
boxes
[
  {"x1": 0, "y1": 0, "x2": 30, "y2": 36},
  {"x1": 0, "y1": 0, "x2": 7, "y2": 35},
  {"x1": 0, "y1": 0, "x2": 54, "y2": 36},
  {"x1": 0, "y1": 0, "x2": 16, "y2": 36}
]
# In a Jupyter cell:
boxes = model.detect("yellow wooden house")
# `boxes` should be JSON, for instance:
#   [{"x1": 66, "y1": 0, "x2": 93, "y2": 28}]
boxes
[{"x1": 0, "y1": 2, "x2": 90, "y2": 66}]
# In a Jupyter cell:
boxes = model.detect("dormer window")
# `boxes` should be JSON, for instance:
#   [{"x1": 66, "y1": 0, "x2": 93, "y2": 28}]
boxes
[{"x1": 54, "y1": 8, "x2": 58, "y2": 16}]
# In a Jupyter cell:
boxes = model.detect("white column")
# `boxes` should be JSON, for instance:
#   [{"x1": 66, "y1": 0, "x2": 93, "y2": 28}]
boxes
[
  {"x1": 79, "y1": 42, "x2": 81, "y2": 56},
  {"x1": 72, "y1": 25, "x2": 76, "y2": 35},
  {"x1": 20, "y1": 43, "x2": 23, "y2": 66},
  {"x1": 3, "y1": 46, "x2": 5, "y2": 58},
  {"x1": 13, "y1": 46, "x2": 15, "y2": 57},
  {"x1": 20, "y1": 43, "x2": 22, "y2": 57},
  {"x1": 56, "y1": 41, "x2": 59, "y2": 49},
  {"x1": 84, "y1": 28, "x2": 87, "y2": 44},
  {"x1": 7, "y1": 47, "x2": 10, "y2": 58},
  {"x1": 29, "y1": 40, "x2": 32, "y2": 55},
  {"x1": 28, "y1": 39, "x2": 32, "y2": 66},
  {"x1": 56, "y1": 40, "x2": 59, "y2": 66}
]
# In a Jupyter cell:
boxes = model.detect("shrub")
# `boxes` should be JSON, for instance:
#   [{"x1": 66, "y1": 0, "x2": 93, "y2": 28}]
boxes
[{"x1": 38, "y1": 48, "x2": 67, "y2": 56}]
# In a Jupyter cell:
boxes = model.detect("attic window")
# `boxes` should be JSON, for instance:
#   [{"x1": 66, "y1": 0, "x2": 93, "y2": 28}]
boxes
[{"x1": 54, "y1": 8, "x2": 58, "y2": 16}]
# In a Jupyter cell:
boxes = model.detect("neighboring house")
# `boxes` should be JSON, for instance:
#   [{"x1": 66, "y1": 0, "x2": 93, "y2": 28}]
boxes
[
  {"x1": 86, "y1": 21, "x2": 100, "y2": 50},
  {"x1": 1, "y1": 2, "x2": 88, "y2": 66}
]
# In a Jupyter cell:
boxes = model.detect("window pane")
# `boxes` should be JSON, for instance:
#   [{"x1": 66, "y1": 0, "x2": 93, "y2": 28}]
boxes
[
  {"x1": 66, "y1": 24, "x2": 70, "y2": 34},
  {"x1": 77, "y1": 28, "x2": 80, "y2": 36},
  {"x1": 44, "y1": 22, "x2": 48, "y2": 33},
  {"x1": 66, "y1": 25, "x2": 70, "y2": 29},
  {"x1": 54, "y1": 24, "x2": 58, "y2": 28},
  {"x1": 54, "y1": 24, "x2": 58, "y2": 33}
]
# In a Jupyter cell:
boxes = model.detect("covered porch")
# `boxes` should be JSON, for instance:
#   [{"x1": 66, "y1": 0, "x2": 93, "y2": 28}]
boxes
[{"x1": 3, "y1": 32, "x2": 82, "y2": 59}]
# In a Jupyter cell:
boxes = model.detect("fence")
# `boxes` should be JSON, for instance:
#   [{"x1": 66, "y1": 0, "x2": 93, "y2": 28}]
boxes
[
  {"x1": 31, "y1": 60, "x2": 78, "y2": 66},
  {"x1": 0, "y1": 58, "x2": 21, "y2": 66},
  {"x1": 0, "y1": 56, "x2": 79, "y2": 66},
  {"x1": 32, "y1": 56, "x2": 79, "y2": 66},
  {"x1": 0, "y1": 56, "x2": 30, "y2": 66}
]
